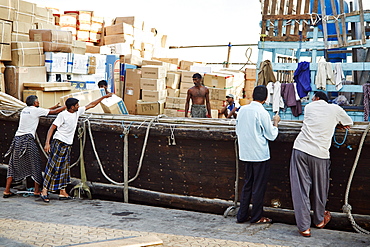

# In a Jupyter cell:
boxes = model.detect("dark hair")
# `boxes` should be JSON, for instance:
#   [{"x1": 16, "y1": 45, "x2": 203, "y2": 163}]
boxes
[
  {"x1": 314, "y1": 91, "x2": 329, "y2": 103},
  {"x1": 26, "y1": 95, "x2": 38, "y2": 106},
  {"x1": 192, "y1": 73, "x2": 202, "y2": 79},
  {"x1": 65, "y1": 98, "x2": 79, "y2": 109},
  {"x1": 98, "y1": 80, "x2": 108, "y2": 87},
  {"x1": 253, "y1": 85, "x2": 268, "y2": 101}
]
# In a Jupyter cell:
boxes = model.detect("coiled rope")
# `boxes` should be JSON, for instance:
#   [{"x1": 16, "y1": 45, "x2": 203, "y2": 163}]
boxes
[{"x1": 342, "y1": 123, "x2": 370, "y2": 234}]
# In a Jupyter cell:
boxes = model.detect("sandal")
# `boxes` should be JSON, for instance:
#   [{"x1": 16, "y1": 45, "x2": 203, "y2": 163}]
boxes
[
  {"x1": 253, "y1": 217, "x2": 272, "y2": 224},
  {"x1": 58, "y1": 195, "x2": 73, "y2": 200},
  {"x1": 3, "y1": 192, "x2": 16, "y2": 198},
  {"x1": 40, "y1": 194, "x2": 50, "y2": 203},
  {"x1": 316, "y1": 211, "x2": 331, "y2": 229},
  {"x1": 299, "y1": 229, "x2": 311, "y2": 237}
]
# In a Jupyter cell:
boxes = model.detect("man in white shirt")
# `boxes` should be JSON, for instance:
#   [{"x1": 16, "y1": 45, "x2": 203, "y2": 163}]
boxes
[
  {"x1": 290, "y1": 91, "x2": 353, "y2": 237},
  {"x1": 40, "y1": 93, "x2": 112, "y2": 202},
  {"x1": 236, "y1": 85, "x2": 280, "y2": 224},
  {"x1": 3, "y1": 95, "x2": 65, "y2": 198}
]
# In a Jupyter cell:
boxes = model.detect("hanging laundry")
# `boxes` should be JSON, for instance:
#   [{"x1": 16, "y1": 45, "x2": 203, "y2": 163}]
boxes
[
  {"x1": 363, "y1": 83, "x2": 370, "y2": 121},
  {"x1": 334, "y1": 63, "x2": 344, "y2": 91},
  {"x1": 266, "y1": 81, "x2": 284, "y2": 113},
  {"x1": 281, "y1": 83, "x2": 302, "y2": 117},
  {"x1": 293, "y1": 61, "x2": 311, "y2": 98},
  {"x1": 315, "y1": 62, "x2": 335, "y2": 90},
  {"x1": 257, "y1": 60, "x2": 276, "y2": 86}
]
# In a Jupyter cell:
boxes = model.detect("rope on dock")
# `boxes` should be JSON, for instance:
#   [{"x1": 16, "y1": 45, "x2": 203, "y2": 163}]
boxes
[{"x1": 342, "y1": 123, "x2": 370, "y2": 234}]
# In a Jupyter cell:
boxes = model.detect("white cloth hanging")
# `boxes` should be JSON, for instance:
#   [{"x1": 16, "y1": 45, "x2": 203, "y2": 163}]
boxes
[
  {"x1": 266, "y1": 81, "x2": 284, "y2": 113},
  {"x1": 315, "y1": 62, "x2": 335, "y2": 90},
  {"x1": 334, "y1": 63, "x2": 344, "y2": 91}
]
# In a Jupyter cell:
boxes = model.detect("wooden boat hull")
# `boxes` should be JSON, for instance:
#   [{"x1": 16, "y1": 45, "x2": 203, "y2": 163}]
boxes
[{"x1": 0, "y1": 108, "x2": 369, "y2": 231}]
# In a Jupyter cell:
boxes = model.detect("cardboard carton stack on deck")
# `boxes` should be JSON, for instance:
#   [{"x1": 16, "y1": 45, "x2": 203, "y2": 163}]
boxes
[{"x1": 137, "y1": 64, "x2": 167, "y2": 116}]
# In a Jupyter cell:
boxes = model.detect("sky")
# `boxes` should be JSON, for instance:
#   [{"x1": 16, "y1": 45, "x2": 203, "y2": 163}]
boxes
[{"x1": 28, "y1": 0, "x2": 370, "y2": 69}]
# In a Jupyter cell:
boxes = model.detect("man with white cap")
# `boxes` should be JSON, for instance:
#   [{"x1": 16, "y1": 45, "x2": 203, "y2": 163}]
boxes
[{"x1": 220, "y1": 94, "x2": 240, "y2": 118}]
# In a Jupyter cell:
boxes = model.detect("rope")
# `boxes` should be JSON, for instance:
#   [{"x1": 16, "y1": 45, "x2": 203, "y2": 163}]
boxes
[
  {"x1": 333, "y1": 128, "x2": 348, "y2": 146},
  {"x1": 342, "y1": 123, "x2": 370, "y2": 234}
]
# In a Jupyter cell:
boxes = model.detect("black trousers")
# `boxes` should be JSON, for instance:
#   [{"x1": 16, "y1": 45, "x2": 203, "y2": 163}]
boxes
[{"x1": 237, "y1": 160, "x2": 270, "y2": 223}]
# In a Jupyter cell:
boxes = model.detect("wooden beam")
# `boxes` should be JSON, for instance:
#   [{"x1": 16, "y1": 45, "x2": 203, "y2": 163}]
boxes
[{"x1": 330, "y1": 0, "x2": 344, "y2": 47}]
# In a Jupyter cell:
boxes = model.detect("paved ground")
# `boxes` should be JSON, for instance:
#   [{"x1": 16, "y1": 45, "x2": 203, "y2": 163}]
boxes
[{"x1": 1, "y1": 188, "x2": 370, "y2": 247}]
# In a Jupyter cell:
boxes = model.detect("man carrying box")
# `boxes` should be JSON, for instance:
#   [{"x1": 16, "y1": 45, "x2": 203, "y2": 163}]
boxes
[
  {"x1": 185, "y1": 73, "x2": 211, "y2": 118},
  {"x1": 40, "y1": 93, "x2": 113, "y2": 203}
]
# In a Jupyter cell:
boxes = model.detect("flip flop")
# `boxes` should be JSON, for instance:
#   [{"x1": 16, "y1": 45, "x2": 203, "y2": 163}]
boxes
[
  {"x1": 3, "y1": 192, "x2": 16, "y2": 198},
  {"x1": 316, "y1": 211, "x2": 331, "y2": 229},
  {"x1": 252, "y1": 217, "x2": 272, "y2": 224},
  {"x1": 40, "y1": 194, "x2": 50, "y2": 203},
  {"x1": 58, "y1": 195, "x2": 73, "y2": 200},
  {"x1": 299, "y1": 229, "x2": 311, "y2": 237}
]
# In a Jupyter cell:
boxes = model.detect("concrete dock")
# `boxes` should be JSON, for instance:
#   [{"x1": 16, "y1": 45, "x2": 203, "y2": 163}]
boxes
[{"x1": 0, "y1": 188, "x2": 369, "y2": 247}]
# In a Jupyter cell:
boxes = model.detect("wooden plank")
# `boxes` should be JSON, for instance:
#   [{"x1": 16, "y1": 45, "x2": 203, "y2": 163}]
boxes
[
  {"x1": 294, "y1": 0, "x2": 303, "y2": 35},
  {"x1": 257, "y1": 40, "x2": 370, "y2": 49},
  {"x1": 301, "y1": 0, "x2": 311, "y2": 38},
  {"x1": 319, "y1": 0, "x2": 329, "y2": 58},
  {"x1": 277, "y1": 0, "x2": 286, "y2": 37},
  {"x1": 268, "y1": 0, "x2": 278, "y2": 37},
  {"x1": 261, "y1": 0, "x2": 271, "y2": 36},
  {"x1": 359, "y1": 0, "x2": 367, "y2": 45},
  {"x1": 330, "y1": 0, "x2": 344, "y2": 47},
  {"x1": 339, "y1": 0, "x2": 348, "y2": 46},
  {"x1": 285, "y1": 0, "x2": 295, "y2": 36},
  {"x1": 262, "y1": 14, "x2": 312, "y2": 20},
  {"x1": 73, "y1": 235, "x2": 163, "y2": 247}
]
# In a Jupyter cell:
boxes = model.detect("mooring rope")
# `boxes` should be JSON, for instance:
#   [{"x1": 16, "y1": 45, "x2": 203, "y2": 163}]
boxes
[{"x1": 342, "y1": 123, "x2": 370, "y2": 234}]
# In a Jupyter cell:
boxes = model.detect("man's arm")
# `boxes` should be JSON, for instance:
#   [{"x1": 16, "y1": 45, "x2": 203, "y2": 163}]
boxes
[
  {"x1": 220, "y1": 105, "x2": 228, "y2": 118},
  {"x1": 185, "y1": 90, "x2": 191, "y2": 117},
  {"x1": 44, "y1": 124, "x2": 57, "y2": 153},
  {"x1": 48, "y1": 104, "x2": 66, "y2": 115},
  {"x1": 205, "y1": 88, "x2": 211, "y2": 118},
  {"x1": 85, "y1": 93, "x2": 113, "y2": 110},
  {"x1": 227, "y1": 106, "x2": 238, "y2": 118}
]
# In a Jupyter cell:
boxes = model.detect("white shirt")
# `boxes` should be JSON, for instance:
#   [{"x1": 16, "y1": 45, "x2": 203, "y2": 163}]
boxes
[
  {"x1": 293, "y1": 100, "x2": 353, "y2": 159},
  {"x1": 53, "y1": 107, "x2": 86, "y2": 145},
  {"x1": 16, "y1": 106, "x2": 49, "y2": 137},
  {"x1": 236, "y1": 101, "x2": 279, "y2": 162}
]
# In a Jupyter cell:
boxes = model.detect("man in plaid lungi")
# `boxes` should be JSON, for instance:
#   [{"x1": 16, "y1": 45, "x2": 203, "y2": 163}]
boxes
[
  {"x1": 3, "y1": 95, "x2": 65, "y2": 198},
  {"x1": 41, "y1": 93, "x2": 112, "y2": 202}
]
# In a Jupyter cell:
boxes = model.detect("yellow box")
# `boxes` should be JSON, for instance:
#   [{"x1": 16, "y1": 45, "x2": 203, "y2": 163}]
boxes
[{"x1": 136, "y1": 100, "x2": 165, "y2": 115}]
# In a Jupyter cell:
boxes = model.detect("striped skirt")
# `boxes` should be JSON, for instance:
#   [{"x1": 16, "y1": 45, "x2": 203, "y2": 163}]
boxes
[
  {"x1": 43, "y1": 139, "x2": 72, "y2": 192},
  {"x1": 5, "y1": 134, "x2": 43, "y2": 185}
]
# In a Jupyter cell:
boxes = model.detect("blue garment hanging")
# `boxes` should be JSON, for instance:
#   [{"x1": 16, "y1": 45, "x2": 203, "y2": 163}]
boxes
[{"x1": 294, "y1": 61, "x2": 312, "y2": 98}]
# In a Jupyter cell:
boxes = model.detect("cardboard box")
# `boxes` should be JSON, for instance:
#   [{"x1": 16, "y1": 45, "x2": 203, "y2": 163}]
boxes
[
  {"x1": 10, "y1": 42, "x2": 45, "y2": 67},
  {"x1": 104, "y1": 42, "x2": 132, "y2": 55},
  {"x1": 140, "y1": 78, "x2": 165, "y2": 91},
  {"x1": 60, "y1": 89, "x2": 105, "y2": 113},
  {"x1": 167, "y1": 88, "x2": 180, "y2": 97},
  {"x1": 180, "y1": 60, "x2": 196, "y2": 71},
  {"x1": 210, "y1": 99, "x2": 225, "y2": 111},
  {"x1": 105, "y1": 23, "x2": 134, "y2": 36},
  {"x1": 23, "y1": 81, "x2": 71, "y2": 91},
  {"x1": 114, "y1": 16, "x2": 144, "y2": 30},
  {"x1": 165, "y1": 97, "x2": 186, "y2": 110},
  {"x1": 104, "y1": 34, "x2": 133, "y2": 45},
  {"x1": 5, "y1": 66, "x2": 47, "y2": 100},
  {"x1": 204, "y1": 73, "x2": 233, "y2": 88},
  {"x1": 71, "y1": 54, "x2": 89, "y2": 74},
  {"x1": 209, "y1": 87, "x2": 234, "y2": 101},
  {"x1": 179, "y1": 82, "x2": 193, "y2": 94},
  {"x1": 141, "y1": 65, "x2": 166, "y2": 79},
  {"x1": 163, "y1": 108, "x2": 177, "y2": 117},
  {"x1": 100, "y1": 94, "x2": 128, "y2": 115},
  {"x1": 136, "y1": 100, "x2": 165, "y2": 116},
  {"x1": 166, "y1": 72, "x2": 180, "y2": 89},
  {"x1": 11, "y1": 33, "x2": 29, "y2": 42},
  {"x1": 0, "y1": 0, "x2": 15, "y2": 21},
  {"x1": 0, "y1": 20, "x2": 12, "y2": 43},
  {"x1": 64, "y1": 11, "x2": 92, "y2": 23},
  {"x1": 23, "y1": 89, "x2": 71, "y2": 108},
  {"x1": 12, "y1": 21, "x2": 36, "y2": 34},
  {"x1": 141, "y1": 89, "x2": 167, "y2": 102},
  {"x1": 245, "y1": 68, "x2": 257, "y2": 80},
  {"x1": 45, "y1": 52, "x2": 69, "y2": 73},
  {"x1": 119, "y1": 63, "x2": 137, "y2": 98},
  {"x1": 88, "y1": 56, "x2": 96, "y2": 74},
  {"x1": 29, "y1": 29, "x2": 73, "y2": 53},
  {"x1": 105, "y1": 54, "x2": 120, "y2": 95},
  {"x1": 14, "y1": 0, "x2": 35, "y2": 15},
  {"x1": 120, "y1": 54, "x2": 142, "y2": 66},
  {"x1": 86, "y1": 45, "x2": 100, "y2": 54},
  {"x1": 72, "y1": 40, "x2": 86, "y2": 55},
  {"x1": 76, "y1": 30, "x2": 90, "y2": 41},
  {"x1": 0, "y1": 44, "x2": 11, "y2": 61},
  {"x1": 181, "y1": 71, "x2": 202, "y2": 83},
  {"x1": 124, "y1": 68, "x2": 141, "y2": 114},
  {"x1": 244, "y1": 79, "x2": 256, "y2": 91}
]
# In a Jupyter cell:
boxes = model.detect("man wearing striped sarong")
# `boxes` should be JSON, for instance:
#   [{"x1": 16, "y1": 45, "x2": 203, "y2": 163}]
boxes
[
  {"x1": 3, "y1": 95, "x2": 65, "y2": 198},
  {"x1": 41, "y1": 93, "x2": 112, "y2": 203}
]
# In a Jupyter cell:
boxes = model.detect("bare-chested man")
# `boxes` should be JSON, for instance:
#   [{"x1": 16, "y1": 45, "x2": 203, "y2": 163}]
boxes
[{"x1": 185, "y1": 73, "x2": 211, "y2": 118}]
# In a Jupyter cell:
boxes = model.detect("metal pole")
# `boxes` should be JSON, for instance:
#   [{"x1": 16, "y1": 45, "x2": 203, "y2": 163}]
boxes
[{"x1": 123, "y1": 132, "x2": 129, "y2": 203}]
